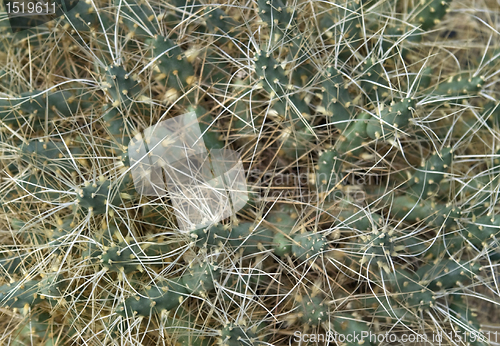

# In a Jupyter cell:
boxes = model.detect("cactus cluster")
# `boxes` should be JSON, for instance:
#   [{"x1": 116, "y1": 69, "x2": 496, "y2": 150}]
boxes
[{"x1": 1, "y1": 0, "x2": 500, "y2": 344}]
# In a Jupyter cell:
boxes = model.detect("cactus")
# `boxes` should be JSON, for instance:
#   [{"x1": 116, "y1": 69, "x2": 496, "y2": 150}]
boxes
[
  {"x1": 435, "y1": 74, "x2": 485, "y2": 98},
  {"x1": 295, "y1": 294, "x2": 328, "y2": 326},
  {"x1": 75, "y1": 177, "x2": 124, "y2": 215},
  {"x1": 0, "y1": 254, "x2": 25, "y2": 276},
  {"x1": 387, "y1": 269, "x2": 435, "y2": 311},
  {"x1": 402, "y1": 147, "x2": 454, "y2": 197},
  {"x1": 115, "y1": 0, "x2": 159, "y2": 38},
  {"x1": 99, "y1": 240, "x2": 146, "y2": 274},
  {"x1": 62, "y1": 0, "x2": 99, "y2": 33},
  {"x1": 314, "y1": 148, "x2": 342, "y2": 197},
  {"x1": 181, "y1": 261, "x2": 220, "y2": 296},
  {"x1": 117, "y1": 279, "x2": 187, "y2": 317},
  {"x1": 148, "y1": 35, "x2": 196, "y2": 93},
  {"x1": 335, "y1": 111, "x2": 370, "y2": 157},
  {"x1": 9, "y1": 311, "x2": 62, "y2": 345},
  {"x1": 257, "y1": 0, "x2": 293, "y2": 31},
  {"x1": 227, "y1": 222, "x2": 274, "y2": 255},
  {"x1": 102, "y1": 64, "x2": 143, "y2": 109},
  {"x1": 254, "y1": 52, "x2": 312, "y2": 128},
  {"x1": 319, "y1": 0, "x2": 374, "y2": 59},
  {"x1": 0, "y1": 280, "x2": 43, "y2": 314},
  {"x1": 448, "y1": 298, "x2": 488, "y2": 346},
  {"x1": 291, "y1": 230, "x2": 326, "y2": 261},
  {"x1": 219, "y1": 323, "x2": 266, "y2": 346},
  {"x1": 412, "y1": 0, "x2": 453, "y2": 31},
  {"x1": 187, "y1": 105, "x2": 225, "y2": 150},
  {"x1": 365, "y1": 98, "x2": 415, "y2": 140},
  {"x1": 229, "y1": 79, "x2": 259, "y2": 144},
  {"x1": 360, "y1": 57, "x2": 390, "y2": 100},
  {"x1": 317, "y1": 67, "x2": 355, "y2": 131},
  {"x1": 333, "y1": 313, "x2": 375, "y2": 346},
  {"x1": 277, "y1": 126, "x2": 315, "y2": 159},
  {"x1": 464, "y1": 215, "x2": 500, "y2": 259},
  {"x1": 416, "y1": 259, "x2": 481, "y2": 291},
  {"x1": 1, "y1": 0, "x2": 500, "y2": 344}
]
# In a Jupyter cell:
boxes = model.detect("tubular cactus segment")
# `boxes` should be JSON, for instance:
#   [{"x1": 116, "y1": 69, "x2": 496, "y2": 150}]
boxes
[
  {"x1": 103, "y1": 65, "x2": 142, "y2": 109},
  {"x1": 317, "y1": 67, "x2": 355, "y2": 131},
  {"x1": 291, "y1": 231, "x2": 326, "y2": 260},
  {"x1": 181, "y1": 262, "x2": 221, "y2": 295},
  {"x1": 76, "y1": 179, "x2": 122, "y2": 215},
  {"x1": 336, "y1": 111, "x2": 370, "y2": 157},
  {"x1": 360, "y1": 57, "x2": 389, "y2": 99},
  {"x1": 388, "y1": 269, "x2": 435, "y2": 310},
  {"x1": 417, "y1": 259, "x2": 481, "y2": 290},
  {"x1": 366, "y1": 98, "x2": 415, "y2": 140},
  {"x1": 257, "y1": 0, "x2": 293, "y2": 35},
  {"x1": 333, "y1": 313, "x2": 375, "y2": 346},
  {"x1": 62, "y1": 0, "x2": 99, "y2": 32},
  {"x1": 219, "y1": 323, "x2": 265, "y2": 346},
  {"x1": 411, "y1": 0, "x2": 452, "y2": 31},
  {"x1": 117, "y1": 279, "x2": 187, "y2": 317},
  {"x1": 0, "y1": 280, "x2": 42, "y2": 313},
  {"x1": 254, "y1": 50, "x2": 311, "y2": 127},
  {"x1": 405, "y1": 148, "x2": 453, "y2": 197},
  {"x1": 148, "y1": 35, "x2": 196, "y2": 91},
  {"x1": 227, "y1": 222, "x2": 274, "y2": 255},
  {"x1": 435, "y1": 74, "x2": 484, "y2": 97},
  {"x1": 295, "y1": 294, "x2": 328, "y2": 326}
]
